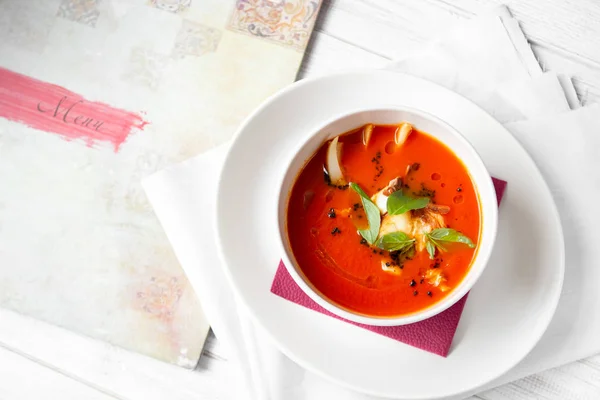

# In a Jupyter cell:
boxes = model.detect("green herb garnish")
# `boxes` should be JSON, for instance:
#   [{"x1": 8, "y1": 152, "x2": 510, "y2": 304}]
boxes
[
  {"x1": 425, "y1": 228, "x2": 475, "y2": 259},
  {"x1": 386, "y1": 190, "x2": 430, "y2": 215},
  {"x1": 425, "y1": 240, "x2": 437, "y2": 260},
  {"x1": 375, "y1": 232, "x2": 415, "y2": 252},
  {"x1": 349, "y1": 182, "x2": 380, "y2": 245}
]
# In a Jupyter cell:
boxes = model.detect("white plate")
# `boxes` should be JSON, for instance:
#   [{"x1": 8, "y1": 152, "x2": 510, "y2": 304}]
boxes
[{"x1": 216, "y1": 71, "x2": 564, "y2": 399}]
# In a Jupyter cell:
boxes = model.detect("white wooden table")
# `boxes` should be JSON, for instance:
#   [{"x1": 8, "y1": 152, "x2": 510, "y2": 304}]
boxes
[{"x1": 2, "y1": 1, "x2": 600, "y2": 399}]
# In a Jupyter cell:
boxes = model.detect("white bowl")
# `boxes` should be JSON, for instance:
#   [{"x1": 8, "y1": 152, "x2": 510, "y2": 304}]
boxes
[{"x1": 275, "y1": 107, "x2": 498, "y2": 326}]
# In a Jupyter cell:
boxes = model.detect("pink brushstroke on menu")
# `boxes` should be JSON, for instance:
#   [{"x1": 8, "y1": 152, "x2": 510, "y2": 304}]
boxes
[{"x1": 0, "y1": 67, "x2": 147, "y2": 151}]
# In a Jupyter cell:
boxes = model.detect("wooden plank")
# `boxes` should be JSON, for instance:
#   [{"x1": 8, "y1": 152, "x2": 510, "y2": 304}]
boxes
[
  {"x1": 298, "y1": 31, "x2": 389, "y2": 79},
  {"x1": 463, "y1": 357, "x2": 600, "y2": 399},
  {"x1": 0, "y1": 346, "x2": 116, "y2": 400},
  {"x1": 314, "y1": 0, "x2": 462, "y2": 59},
  {"x1": 0, "y1": 309, "x2": 238, "y2": 400}
]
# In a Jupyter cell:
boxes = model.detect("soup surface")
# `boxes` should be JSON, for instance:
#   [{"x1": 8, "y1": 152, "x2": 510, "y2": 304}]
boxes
[{"x1": 286, "y1": 123, "x2": 481, "y2": 316}]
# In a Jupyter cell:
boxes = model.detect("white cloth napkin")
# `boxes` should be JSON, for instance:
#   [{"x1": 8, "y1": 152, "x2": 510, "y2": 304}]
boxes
[{"x1": 142, "y1": 6, "x2": 600, "y2": 399}]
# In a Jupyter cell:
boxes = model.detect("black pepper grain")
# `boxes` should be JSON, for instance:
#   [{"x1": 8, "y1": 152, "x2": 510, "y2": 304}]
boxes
[
  {"x1": 413, "y1": 290, "x2": 418, "y2": 296},
  {"x1": 331, "y1": 227, "x2": 340, "y2": 235},
  {"x1": 409, "y1": 279, "x2": 416, "y2": 287},
  {"x1": 327, "y1": 208, "x2": 336, "y2": 218},
  {"x1": 413, "y1": 182, "x2": 436, "y2": 198},
  {"x1": 457, "y1": 187, "x2": 462, "y2": 192},
  {"x1": 427, "y1": 291, "x2": 432, "y2": 297}
]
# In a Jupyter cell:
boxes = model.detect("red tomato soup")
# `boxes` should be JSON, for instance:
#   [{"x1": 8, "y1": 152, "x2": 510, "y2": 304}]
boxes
[{"x1": 286, "y1": 124, "x2": 481, "y2": 317}]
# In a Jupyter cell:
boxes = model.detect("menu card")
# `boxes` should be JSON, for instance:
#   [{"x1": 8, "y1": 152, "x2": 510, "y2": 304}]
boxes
[{"x1": 0, "y1": 0, "x2": 321, "y2": 366}]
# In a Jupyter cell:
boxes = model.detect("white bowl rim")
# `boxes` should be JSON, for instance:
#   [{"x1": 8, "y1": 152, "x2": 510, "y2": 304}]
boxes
[{"x1": 275, "y1": 105, "x2": 499, "y2": 326}]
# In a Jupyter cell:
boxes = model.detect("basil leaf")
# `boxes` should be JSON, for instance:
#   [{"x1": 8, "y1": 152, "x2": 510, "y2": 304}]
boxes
[
  {"x1": 349, "y1": 182, "x2": 381, "y2": 245},
  {"x1": 398, "y1": 243, "x2": 416, "y2": 260},
  {"x1": 425, "y1": 228, "x2": 475, "y2": 259},
  {"x1": 375, "y1": 232, "x2": 415, "y2": 252},
  {"x1": 386, "y1": 190, "x2": 430, "y2": 215},
  {"x1": 426, "y1": 240, "x2": 436, "y2": 260},
  {"x1": 349, "y1": 182, "x2": 369, "y2": 199},
  {"x1": 428, "y1": 228, "x2": 475, "y2": 248}
]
